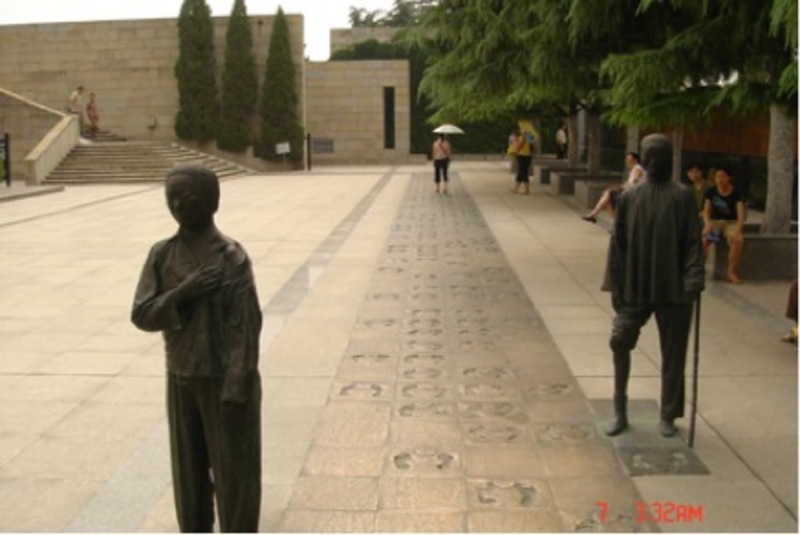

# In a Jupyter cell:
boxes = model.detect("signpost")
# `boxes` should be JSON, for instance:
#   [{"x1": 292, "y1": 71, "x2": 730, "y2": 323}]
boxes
[{"x1": 276, "y1": 141, "x2": 290, "y2": 168}]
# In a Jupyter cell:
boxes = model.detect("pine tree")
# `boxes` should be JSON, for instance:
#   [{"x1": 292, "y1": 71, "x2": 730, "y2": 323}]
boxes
[
  {"x1": 218, "y1": 0, "x2": 258, "y2": 152},
  {"x1": 174, "y1": 0, "x2": 219, "y2": 142},
  {"x1": 256, "y1": 8, "x2": 304, "y2": 165}
]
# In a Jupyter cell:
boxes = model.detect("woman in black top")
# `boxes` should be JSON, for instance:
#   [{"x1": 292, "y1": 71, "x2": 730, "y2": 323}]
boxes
[{"x1": 702, "y1": 166, "x2": 745, "y2": 284}]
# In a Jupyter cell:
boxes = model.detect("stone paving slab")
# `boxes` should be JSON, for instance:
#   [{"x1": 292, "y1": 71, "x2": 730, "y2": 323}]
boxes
[
  {"x1": 0, "y1": 164, "x2": 795, "y2": 532},
  {"x1": 462, "y1": 167, "x2": 797, "y2": 532},
  {"x1": 276, "y1": 174, "x2": 648, "y2": 532},
  {"x1": 0, "y1": 183, "x2": 64, "y2": 202}
]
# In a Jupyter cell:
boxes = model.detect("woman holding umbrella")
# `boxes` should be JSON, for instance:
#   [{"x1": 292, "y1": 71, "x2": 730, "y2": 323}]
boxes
[
  {"x1": 431, "y1": 133, "x2": 453, "y2": 194},
  {"x1": 431, "y1": 124, "x2": 463, "y2": 193}
]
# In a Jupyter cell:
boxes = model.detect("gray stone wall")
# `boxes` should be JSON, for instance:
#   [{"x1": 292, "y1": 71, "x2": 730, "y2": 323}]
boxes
[
  {"x1": 0, "y1": 18, "x2": 420, "y2": 166},
  {"x1": 306, "y1": 60, "x2": 410, "y2": 164},
  {"x1": 0, "y1": 15, "x2": 305, "y2": 143}
]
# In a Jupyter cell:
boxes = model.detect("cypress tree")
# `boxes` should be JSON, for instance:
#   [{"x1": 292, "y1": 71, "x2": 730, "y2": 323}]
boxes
[
  {"x1": 256, "y1": 7, "x2": 304, "y2": 164},
  {"x1": 218, "y1": 0, "x2": 258, "y2": 152},
  {"x1": 174, "y1": 0, "x2": 218, "y2": 142}
]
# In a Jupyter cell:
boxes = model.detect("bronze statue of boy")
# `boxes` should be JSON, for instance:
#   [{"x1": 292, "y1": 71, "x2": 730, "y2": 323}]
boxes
[
  {"x1": 602, "y1": 134, "x2": 705, "y2": 438},
  {"x1": 132, "y1": 165, "x2": 262, "y2": 532}
]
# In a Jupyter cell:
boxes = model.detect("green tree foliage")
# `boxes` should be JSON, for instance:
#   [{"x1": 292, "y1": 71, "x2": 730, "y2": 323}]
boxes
[
  {"x1": 174, "y1": 0, "x2": 218, "y2": 142},
  {"x1": 349, "y1": 7, "x2": 385, "y2": 27},
  {"x1": 349, "y1": 1, "x2": 434, "y2": 28},
  {"x1": 405, "y1": 0, "x2": 638, "y2": 171},
  {"x1": 600, "y1": 0, "x2": 797, "y2": 232},
  {"x1": 331, "y1": 39, "x2": 405, "y2": 60},
  {"x1": 383, "y1": 0, "x2": 436, "y2": 27},
  {"x1": 600, "y1": 1, "x2": 794, "y2": 125},
  {"x1": 256, "y1": 7, "x2": 304, "y2": 164},
  {"x1": 218, "y1": 0, "x2": 258, "y2": 153},
  {"x1": 770, "y1": 0, "x2": 797, "y2": 98}
]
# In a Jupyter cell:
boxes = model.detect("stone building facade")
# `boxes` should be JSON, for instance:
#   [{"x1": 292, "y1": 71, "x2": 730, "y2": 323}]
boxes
[
  {"x1": 305, "y1": 60, "x2": 410, "y2": 165},
  {"x1": 0, "y1": 15, "x2": 417, "y2": 176},
  {"x1": 0, "y1": 16, "x2": 304, "y2": 143}
]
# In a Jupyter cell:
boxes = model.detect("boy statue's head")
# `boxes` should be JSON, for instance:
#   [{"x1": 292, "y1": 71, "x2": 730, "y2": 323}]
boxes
[{"x1": 165, "y1": 165, "x2": 220, "y2": 230}]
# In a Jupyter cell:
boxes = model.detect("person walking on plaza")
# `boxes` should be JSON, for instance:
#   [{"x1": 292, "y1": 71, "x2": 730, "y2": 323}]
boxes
[
  {"x1": 68, "y1": 85, "x2": 85, "y2": 133},
  {"x1": 432, "y1": 133, "x2": 452, "y2": 194},
  {"x1": 702, "y1": 166, "x2": 745, "y2": 284},
  {"x1": 131, "y1": 165, "x2": 262, "y2": 532},
  {"x1": 582, "y1": 151, "x2": 644, "y2": 223},
  {"x1": 86, "y1": 91, "x2": 100, "y2": 138},
  {"x1": 602, "y1": 134, "x2": 705, "y2": 438},
  {"x1": 512, "y1": 126, "x2": 534, "y2": 195},
  {"x1": 555, "y1": 122, "x2": 568, "y2": 159},
  {"x1": 507, "y1": 126, "x2": 520, "y2": 175}
]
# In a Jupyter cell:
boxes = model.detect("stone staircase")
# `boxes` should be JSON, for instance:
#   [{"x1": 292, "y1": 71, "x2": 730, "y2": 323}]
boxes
[{"x1": 45, "y1": 132, "x2": 255, "y2": 184}]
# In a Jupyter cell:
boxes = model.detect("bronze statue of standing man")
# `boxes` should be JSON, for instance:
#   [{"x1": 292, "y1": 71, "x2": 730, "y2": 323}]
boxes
[
  {"x1": 602, "y1": 134, "x2": 705, "y2": 437},
  {"x1": 132, "y1": 165, "x2": 262, "y2": 532}
]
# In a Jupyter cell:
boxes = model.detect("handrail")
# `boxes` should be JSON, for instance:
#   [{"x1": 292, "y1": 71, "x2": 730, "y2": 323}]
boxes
[
  {"x1": 0, "y1": 87, "x2": 80, "y2": 185},
  {"x1": 24, "y1": 115, "x2": 80, "y2": 185}
]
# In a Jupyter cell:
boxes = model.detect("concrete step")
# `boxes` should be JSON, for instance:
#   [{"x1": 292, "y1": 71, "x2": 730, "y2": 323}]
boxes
[
  {"x1": 80, "y1": 130, "x2": 127, "y2": 142},
  {"x1": 45, "y1": 134, "x2": 255, "y2": 185},
  {"x1": 46, "y1": 168, "x2": 249, "y2": 184}
]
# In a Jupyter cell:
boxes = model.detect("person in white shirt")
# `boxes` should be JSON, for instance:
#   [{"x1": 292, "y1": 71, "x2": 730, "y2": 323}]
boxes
[
  {"x1": 555, "y1": 123, "x2": 568, "y2": 159},
  {"x1": 582, "y1": 151, "x2": 644, "y2": 223},
  {"x1": 68, "y1": 85, "x2": 85, "y2": 132}
]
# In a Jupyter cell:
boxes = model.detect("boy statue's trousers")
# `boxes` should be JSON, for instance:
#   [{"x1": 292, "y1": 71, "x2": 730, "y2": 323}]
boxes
[{"x1": 167, "y1": 373, "x2": 261, "y2": 533}]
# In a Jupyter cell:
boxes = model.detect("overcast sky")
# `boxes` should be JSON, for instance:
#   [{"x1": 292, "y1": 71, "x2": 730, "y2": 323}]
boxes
[{"x1": 0, "y1": 0, "x2": 396, "y2": 61}]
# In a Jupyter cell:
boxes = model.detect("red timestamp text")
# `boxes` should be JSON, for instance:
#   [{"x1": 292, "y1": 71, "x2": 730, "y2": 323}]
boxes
[{"x1": 596, "y1": 500, "x2": 704, "y2": 524}]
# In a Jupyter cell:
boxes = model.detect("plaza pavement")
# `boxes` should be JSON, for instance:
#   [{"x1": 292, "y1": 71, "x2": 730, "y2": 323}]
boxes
[{"x1": 0, "y1": 162, "x2": 796, "y2": 532}]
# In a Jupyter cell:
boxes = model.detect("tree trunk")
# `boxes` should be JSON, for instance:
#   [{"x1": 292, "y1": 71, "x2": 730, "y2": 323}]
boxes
[
  {"x1": 762, "y1": 103, "x2": 795, "y2": 234},
  {"x1": 626, "y1": 125, "x2": 640, "y2": 153},
  {"x1": 672, "y1": 124, "x2": 684, "y2": 183},
  {"x1": 586, "y1": 111, "x2": 602, "y2": 175},
  {"x1": 567, "y1": 113, "x2": 580, "y2": 167}
]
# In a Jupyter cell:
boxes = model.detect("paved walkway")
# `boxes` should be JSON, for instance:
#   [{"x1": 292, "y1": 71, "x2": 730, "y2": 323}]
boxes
[{"x1": 0, "y1": 163, "x2": 795, "y2": 532}]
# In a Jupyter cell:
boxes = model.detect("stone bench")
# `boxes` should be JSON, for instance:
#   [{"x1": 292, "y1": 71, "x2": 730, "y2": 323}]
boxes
[
  {"x1": 551, "y1": 171, "x2": 619, "y2": 196},
  {"x1": 713, "y1": 233, "x2": 797, "y2": 281},
  {"x1": 574, "y1": 175, "x2": 624, "y2": 210},
  {"x1": 532, "y1": 161, "x2": 584, "y2": 185},
  {"x1": 742, "y1": 221, "x2": 798, "y2": 234}
]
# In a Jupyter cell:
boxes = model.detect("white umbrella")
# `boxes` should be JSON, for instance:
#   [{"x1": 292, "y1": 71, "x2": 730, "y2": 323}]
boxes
[{"x1": 433, "y1": 124, "x2": 465, "y2": 134}]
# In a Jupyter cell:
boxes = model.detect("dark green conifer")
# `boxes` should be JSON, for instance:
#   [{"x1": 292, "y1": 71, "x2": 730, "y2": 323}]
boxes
[
  {"x1": 218, "y1": 0, "x2": 258, "y2": 152},
  {"x1": 256, "y1": 7, "x2": 304, "y2": 164},
  {"x1": 174, "y1": 0, "x2": 218, "y2": 142}
]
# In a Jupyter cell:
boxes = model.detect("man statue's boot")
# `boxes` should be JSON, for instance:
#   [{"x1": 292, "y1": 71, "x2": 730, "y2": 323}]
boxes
[
  {"x1": 659, "y1": 417, "x2": 677, "y2": 437},
  {"x1": 605, "y1": 395, "x2": 629, "y2": 436}
]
